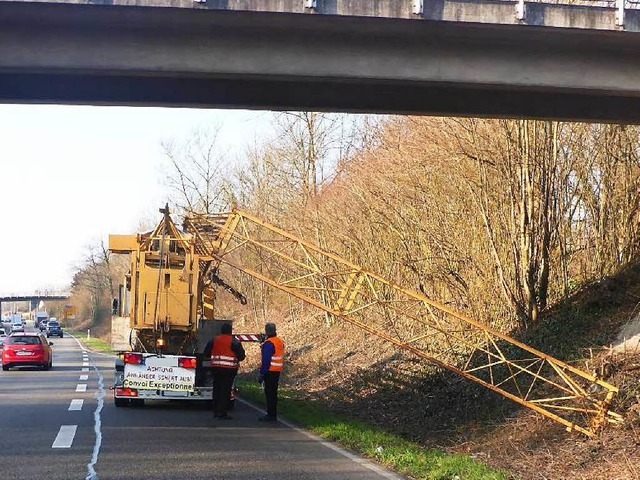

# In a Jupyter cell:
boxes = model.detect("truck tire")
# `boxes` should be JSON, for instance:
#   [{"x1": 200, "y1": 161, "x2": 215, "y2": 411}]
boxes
[
  {"x1": 2, "y1": 364, "x2": 8, "y2": 371},
  {"x1": 114, "y1": 397, "x2": 128, "y2": 408}
]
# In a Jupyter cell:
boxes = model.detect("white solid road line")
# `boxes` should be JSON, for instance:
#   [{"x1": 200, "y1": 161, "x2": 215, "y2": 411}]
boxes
[
  {"x1": 76, "y1": 384, "x2": 87, "y2": 393},
  {"x1": 86, "y1": 363, "x2": 106, "y2": 480},
  {"x1": 79, "y1": 375, "x2": 89, "y2": 381},
  {"x1": 69, "y1": 399, "x2": 84, "y2": 411},
  {"x1": 237, "y1": 398, "x2": 404, "y2": 480},
  {"x1": 52, "y1": 425, "x2": 78, "y2": 448},
  {"x1": 66, "y1": 332, "x2": 113, "y2": 480}
]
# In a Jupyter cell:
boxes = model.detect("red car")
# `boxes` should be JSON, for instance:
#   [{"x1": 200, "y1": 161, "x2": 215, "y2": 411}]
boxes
[{"x1": 2, "y1": 333, "x2": 53, "y2": 371}]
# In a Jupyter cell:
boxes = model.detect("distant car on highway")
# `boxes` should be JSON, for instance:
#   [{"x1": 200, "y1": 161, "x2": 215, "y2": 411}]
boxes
[
  {"x1": 46, "y1": 320, "x2": 63, "y2": 338},
  {"x1": 11, "y1": 320, "x2": 24, "y2": 333},
  {"x1": 35, "y1": 312, "x2": 49, "y2": 329},
  {"x1": 39, "y1": 320, "x2": 48, "y2": 332},
  {"x1": 0, "y1": 327, "x2": 6, "y2": 349},
  {"x1": 2, "y1": 333, "x2": 53, "y2": 371}
]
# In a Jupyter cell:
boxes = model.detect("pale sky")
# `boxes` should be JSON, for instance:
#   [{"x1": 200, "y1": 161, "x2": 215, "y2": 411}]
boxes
[{"x1": 0, "y1": 104, "x2": 271, "y2": 295}]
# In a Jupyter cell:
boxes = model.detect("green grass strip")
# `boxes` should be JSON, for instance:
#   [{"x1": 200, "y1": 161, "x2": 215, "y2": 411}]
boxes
[
  {"x1": 237, "y1": 380, "x2": 510, "y2": 480},
  {"x1": 63, "y1": 329, "x2": 114, "y2": 354}
]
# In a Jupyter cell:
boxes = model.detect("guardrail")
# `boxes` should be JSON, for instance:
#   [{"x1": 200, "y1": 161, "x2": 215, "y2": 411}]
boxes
[
  {"x1": 407, "y1": 0, "x2": 640, "y2": 26},
  {"x1": 0, "y1": 291, "x2": 70, "y2": 298}
]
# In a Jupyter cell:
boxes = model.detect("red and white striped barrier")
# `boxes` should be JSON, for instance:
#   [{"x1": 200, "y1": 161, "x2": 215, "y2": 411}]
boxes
[{"x1": 234, "y1": 334, "x2": 263, "y2": 343}]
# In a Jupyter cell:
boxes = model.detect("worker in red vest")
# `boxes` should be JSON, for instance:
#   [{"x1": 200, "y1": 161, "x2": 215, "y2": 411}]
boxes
[
  {"x1": 258, "y1": 322, "x2": 284, "y2": 422},
  {"x1": 211, "y1": 322, "x2": 245, "y2": 419}
]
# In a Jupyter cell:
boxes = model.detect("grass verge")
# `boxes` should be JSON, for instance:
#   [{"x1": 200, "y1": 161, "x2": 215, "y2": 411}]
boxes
[
  {"x1": 63, "y1": 329, "x2": 114, "y2": 354},
  {"x1": 236, "y1": 380, "x2": 510, "y2": 480}
]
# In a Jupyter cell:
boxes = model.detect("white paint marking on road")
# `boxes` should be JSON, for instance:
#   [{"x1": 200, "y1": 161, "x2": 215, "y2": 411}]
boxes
[
  {"x1": 238, "y1": 398, "x2": 403, "y2": 480},
  {"x1": 52, "y1": 425, "x2": 77, "y2": 448},
  {"x1": 66, "y1": 332, "x2": 110, "y2": 480},
  {"x1": 69, "y1": 399, "x2": 84, "y2": 411},
  {"x1": 85, "y1": 362, "x2": 106, "y2": 480},
  {"x1": 76, "y1": 384, "x2": 87, "y2": 393},
  {"x1": 83, "y1": 363, "x2": 89, "y2": 367},
  {"x1": 82, "y1": 367, "x2": 89, "y2": 372},
  {"x1": 79, "y1": 374, "x2": 89, "y2": 381}
]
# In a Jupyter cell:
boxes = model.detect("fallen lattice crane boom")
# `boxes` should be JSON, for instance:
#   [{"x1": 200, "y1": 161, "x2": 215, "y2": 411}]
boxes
[{"x1": 183, "y1": 210, "x2": 622, "y2": 437}]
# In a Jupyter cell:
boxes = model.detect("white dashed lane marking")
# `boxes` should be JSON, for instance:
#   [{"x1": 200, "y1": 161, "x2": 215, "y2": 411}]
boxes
[
  {"x1": 69, "y1": 399, "x2": 84, "y2": 411},
  {"x1": 76, "y1": 384, "x2": 87, "y2": 393},
  {"x1": 82, "y1": 367, "x2": 89, "y2": 372},
  {"x1": 79, "y1": 375, "x2": 89, "y2": 381},
  {"x1": 52, "y1": 425, "x2": 77, "y2": 448}
]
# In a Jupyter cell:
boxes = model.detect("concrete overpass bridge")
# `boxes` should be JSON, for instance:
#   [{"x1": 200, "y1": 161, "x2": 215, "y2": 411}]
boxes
[
  {"x1": 0, "y1": 294, "x2": 70, "y2": 319},
  {"x1": 2, "y1": 0, "x2": 640, "y2": 121}
]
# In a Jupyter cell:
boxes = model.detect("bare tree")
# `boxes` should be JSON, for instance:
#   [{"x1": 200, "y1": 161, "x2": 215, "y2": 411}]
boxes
[{"x1": 162, "y1": 125, "x2": 232, "y2": 215}]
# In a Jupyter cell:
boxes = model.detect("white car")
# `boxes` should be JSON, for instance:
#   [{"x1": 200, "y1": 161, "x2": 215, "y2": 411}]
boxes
[{"x1": 11, "y1": 321, "x2": 24, "y2": 333}]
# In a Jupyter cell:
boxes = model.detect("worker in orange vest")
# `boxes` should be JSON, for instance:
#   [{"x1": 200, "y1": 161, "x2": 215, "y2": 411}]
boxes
[
  {"x1": 211, "y1": 322, "x2": 245, "y2": 419},
  {"x1": 258, "y1": 322, "x2": 284, "y2": 422}
]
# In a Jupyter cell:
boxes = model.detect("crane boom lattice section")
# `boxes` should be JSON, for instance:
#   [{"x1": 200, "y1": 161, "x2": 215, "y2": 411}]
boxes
[{"x1": 184, "y1": 210, "x2": 621, "y2": 437}]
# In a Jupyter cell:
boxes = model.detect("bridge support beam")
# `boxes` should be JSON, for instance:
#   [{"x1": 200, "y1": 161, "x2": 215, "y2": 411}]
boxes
[{"x1": 2, "y1": 2, "x2": 640, "y2": 121}]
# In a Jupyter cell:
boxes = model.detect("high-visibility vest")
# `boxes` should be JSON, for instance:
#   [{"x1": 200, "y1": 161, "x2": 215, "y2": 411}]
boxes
[
  {"x1": 266, "y1": 336, "x2": 285, "y2": 372},
  {"x1": 211, "y1": 334, "x2": 239, "y2": 369}
]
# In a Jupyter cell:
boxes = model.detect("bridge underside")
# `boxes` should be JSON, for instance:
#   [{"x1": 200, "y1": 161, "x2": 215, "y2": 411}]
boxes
[
  {"x1": 7, "y1": 72, "x2": 640, "y2": 123},
  {"x1": 2, "y1": 2, "x2": 640, "y2": 122}
]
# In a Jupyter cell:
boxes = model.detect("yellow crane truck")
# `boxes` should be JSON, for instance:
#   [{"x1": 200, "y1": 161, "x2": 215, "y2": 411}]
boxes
[{"x1": 108, "y1": 205, "x2": 257, "y2": 407}]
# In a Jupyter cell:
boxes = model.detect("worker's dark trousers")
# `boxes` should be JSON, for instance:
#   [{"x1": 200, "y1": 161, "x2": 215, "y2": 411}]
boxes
[
  {"x1": 263, "y1": 371, "x2": 280, "y2": 418},
  {"x1": 212, "y1": 368, "x2": 237, "y2": 416}
]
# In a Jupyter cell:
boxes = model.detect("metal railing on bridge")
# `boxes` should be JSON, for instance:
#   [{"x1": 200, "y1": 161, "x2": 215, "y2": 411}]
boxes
[{"x1": 410, "y1": 0, "x2": 640, "y2": 25}]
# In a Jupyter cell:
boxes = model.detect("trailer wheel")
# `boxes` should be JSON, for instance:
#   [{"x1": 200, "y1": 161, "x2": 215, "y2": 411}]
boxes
[{"x1": 114, "y1": 397, "x2": 128, "y2": 408}]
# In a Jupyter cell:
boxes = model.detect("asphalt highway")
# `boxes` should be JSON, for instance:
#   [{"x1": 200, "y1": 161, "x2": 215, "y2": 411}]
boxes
[{"x1": 0, "y1": 328, "x2": 404, "y2": 480}]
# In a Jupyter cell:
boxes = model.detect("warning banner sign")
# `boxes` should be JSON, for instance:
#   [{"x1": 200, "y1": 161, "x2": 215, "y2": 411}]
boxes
[{"x1": 123, "y1": 364, "x2": 195, "y2": 392}]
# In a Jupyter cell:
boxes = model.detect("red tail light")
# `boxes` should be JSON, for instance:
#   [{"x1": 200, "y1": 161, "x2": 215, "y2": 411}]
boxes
[
  {"x1": 124, "y1": 353, "x2": 144, "y2": 365},
  {"x1": 116, "y1": 387, "x2": 139, "y2": 397},
  {"x1": 178, "y1": 357, "x2": 197, "y2": 369}
]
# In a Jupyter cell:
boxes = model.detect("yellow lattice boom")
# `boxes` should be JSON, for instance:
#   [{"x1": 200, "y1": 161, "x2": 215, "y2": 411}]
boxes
[{"x1": 183, "y1": 210, "x2": 622, "y2": 437}]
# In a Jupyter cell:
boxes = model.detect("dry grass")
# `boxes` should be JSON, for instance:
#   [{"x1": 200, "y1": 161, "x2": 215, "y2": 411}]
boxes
[{"x1": 233, "y1": 264, "x2": 640, "y2": 480}]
